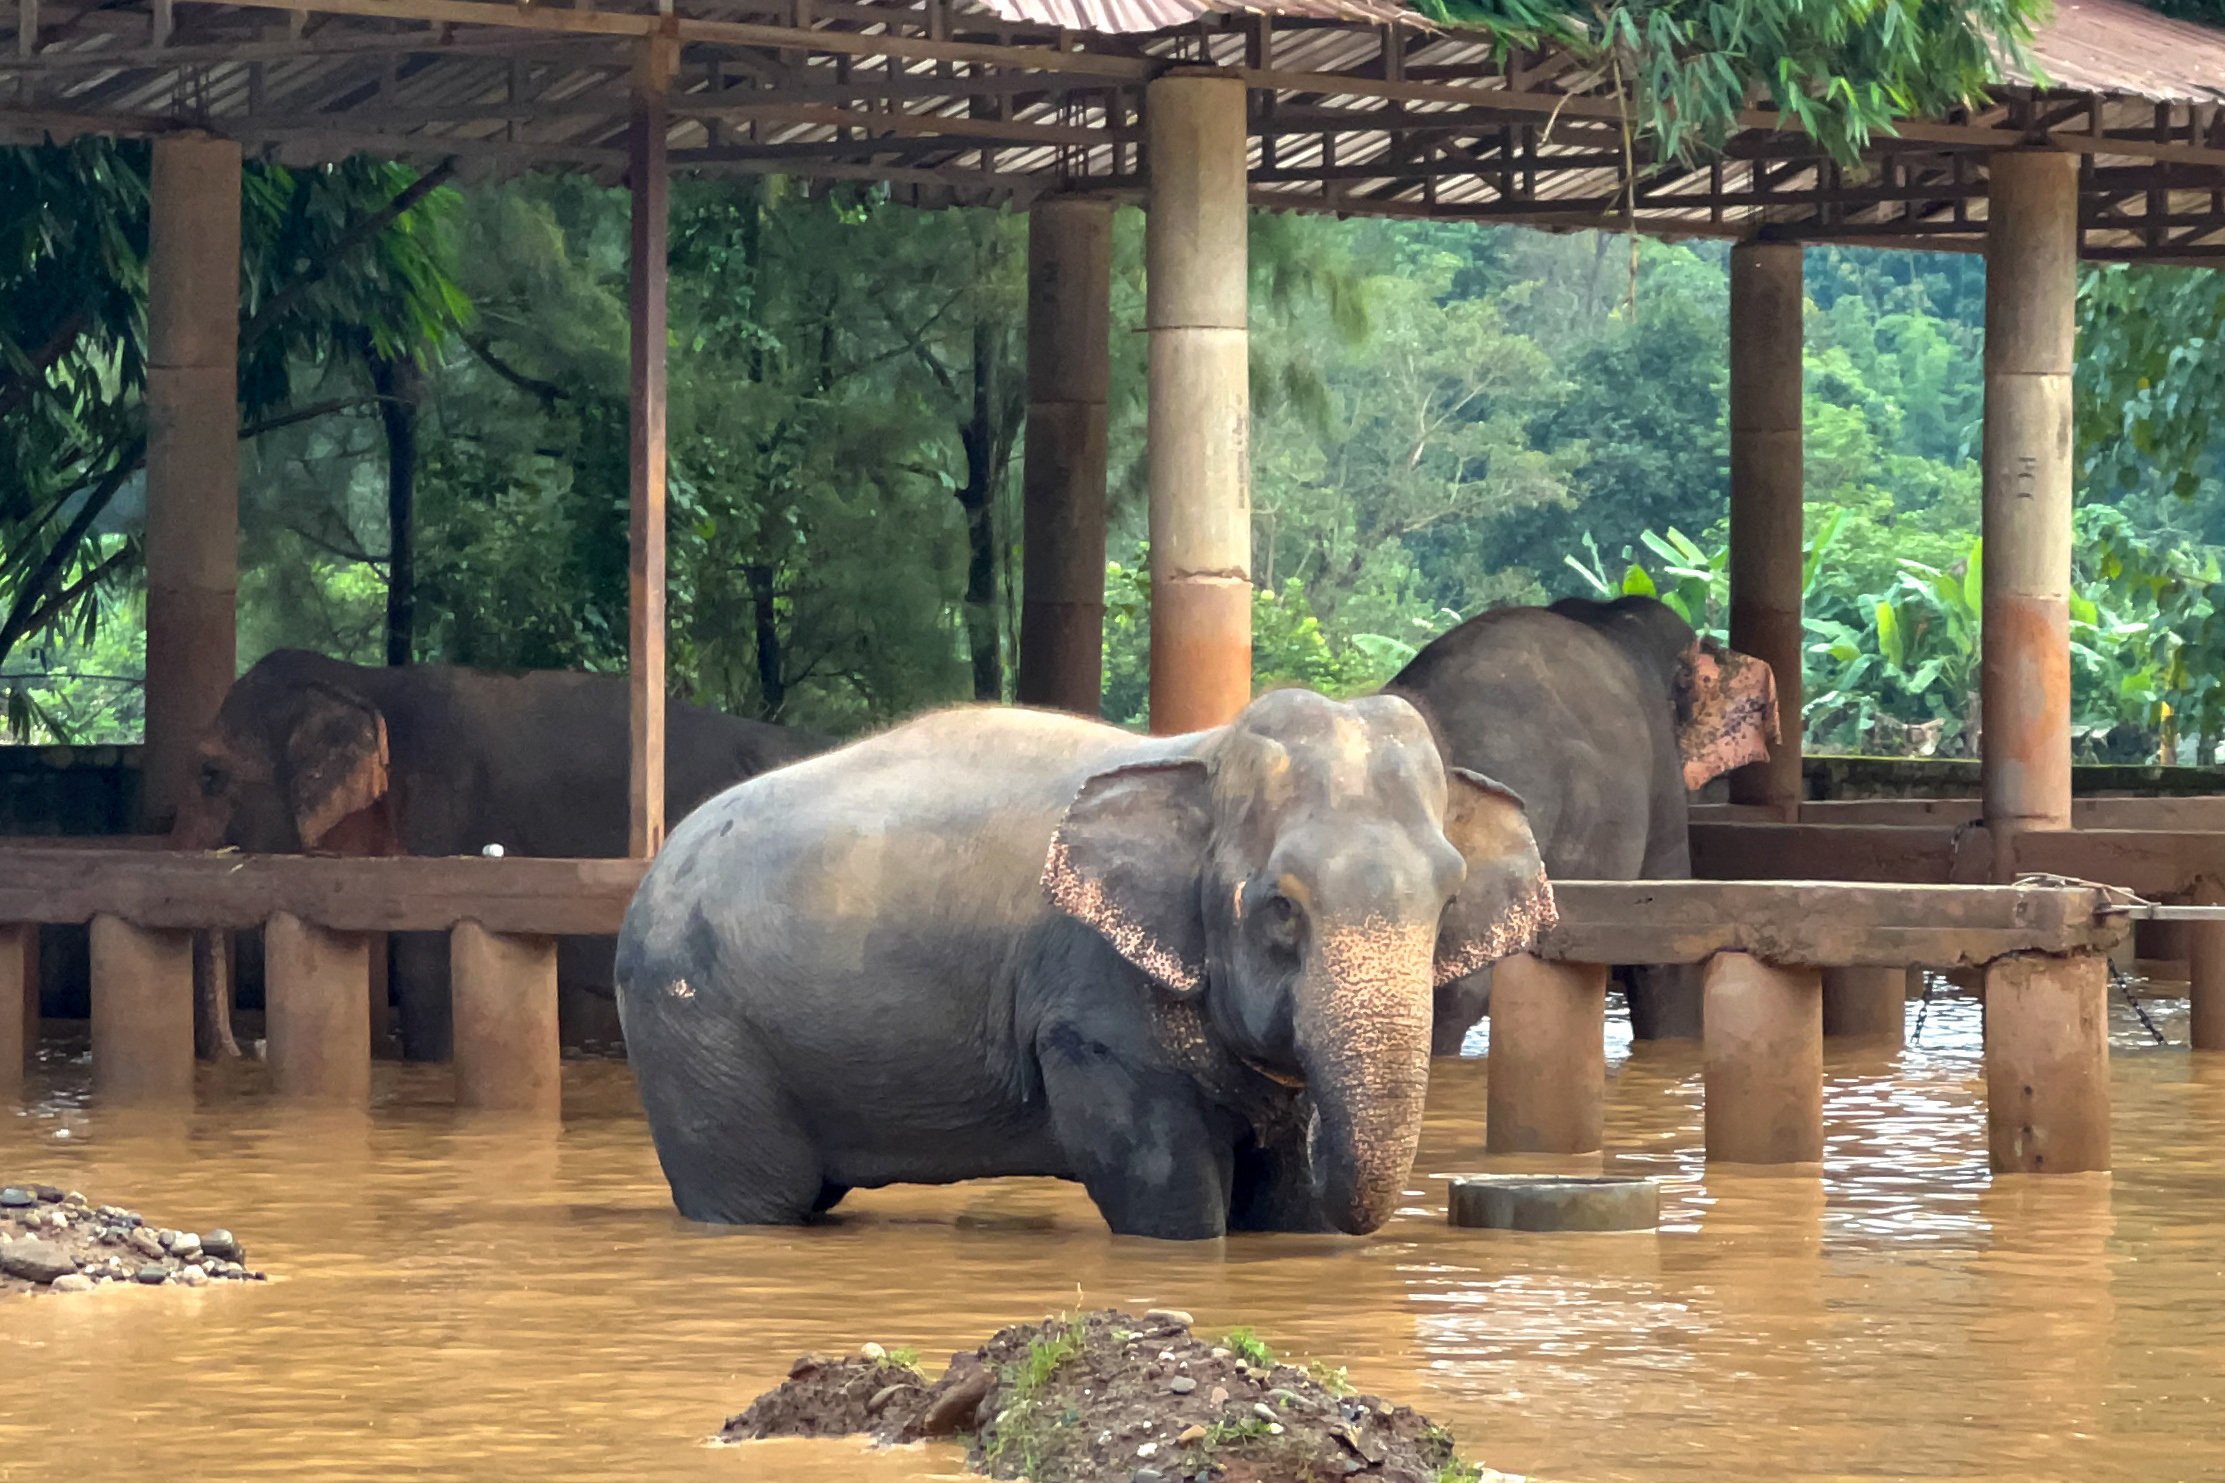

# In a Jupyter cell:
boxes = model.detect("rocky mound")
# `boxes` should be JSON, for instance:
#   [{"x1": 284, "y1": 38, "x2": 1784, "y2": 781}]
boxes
[
  {"x1": 723, "y1": 1308, "x2": 1508, "y2": 1482},
  {"x1": 1, "y1": 1183, "x2": 264, "y2": 1294}
]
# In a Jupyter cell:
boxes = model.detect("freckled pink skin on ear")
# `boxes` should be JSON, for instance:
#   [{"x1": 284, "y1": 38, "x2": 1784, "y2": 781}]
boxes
[
  {"x1": 1043, "y1": 834, "x2": 1202, "y2": 994},
  {"x1": 1681, "y1": 645, "x2": 1780, "y2": 791}
]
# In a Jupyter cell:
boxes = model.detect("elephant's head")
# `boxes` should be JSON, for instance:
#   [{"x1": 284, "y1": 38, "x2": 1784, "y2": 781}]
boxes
[
  {"x1": 1042, "y1": 688, "x2": 1554, "y2": 1235},
  {"x1": 170, "y1": 651, "x2": 401, "y2": 856},
  {"x1": 1546, "y1": 595, "x2": 1780, "y2": 791}
]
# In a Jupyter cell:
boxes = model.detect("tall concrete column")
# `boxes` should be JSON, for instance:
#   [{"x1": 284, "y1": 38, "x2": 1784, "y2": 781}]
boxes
[
  {"x1": 143, "y1": 134, "x2": 241, "y2": 830},
  {"x1": 627, "y1": 37, "x2": 675, "y2": 858},
  {"x1": 1145, "y1": 68, "x2": 1251, "y2": 735},
  {"x1": 1981, "y1": 150, "x2": 2078, "y2": 846},
  {"x1": 1727, "y1": 241, "x2": 1805, "y2": 816},
  {"x1": 1016, "y1": 196, "x2": 1114, "y2": 716}
]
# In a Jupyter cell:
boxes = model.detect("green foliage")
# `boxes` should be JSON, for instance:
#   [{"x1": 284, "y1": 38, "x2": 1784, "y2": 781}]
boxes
[
  {"x1": 1306, "y1": 1360, "x2": 1355, "y2": 1396},
  {"x1": 2079, "y1": 264, "x2": 2225, "y2": 506},
  {"x1": 882, "y1": 1346, "x2": 922, "y2": 1372},
  {"x1": 1219, "y1": 1328, "x2": 1277, "y2": 1369},
  {"x1": 1409, "y1": 0, "x2": 2043, "y2": 163}
]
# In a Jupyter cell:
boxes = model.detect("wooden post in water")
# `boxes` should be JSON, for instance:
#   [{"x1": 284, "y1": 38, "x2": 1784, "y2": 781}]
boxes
[
  {"x1": 90, "y1": 915, "x2": 196, "y2": 1103},
  {"x1": 1702, "y1": 952, "x2": 1823, "y2": 1164},
  {"x1": 1984, "y1": 952, "x2": 2109, "y2": 1173},
  {"x1": 0, "y1": 925, "x2": 28, "y2": 1098},
  {"x1": 1145, "y1": 68, "x2": 1251, "y2": 734},
  {"x1": 1820, "y1": 965, "x2": 1906, "y2": 1045},
  {"x1": 627, "y1": 35, "x2": 675, "y2": 858},
  {"x1": 1016, "y1": 195, "x2": 1114, "y2": 716},
  {"x1": 1485, "y1": 955, "x2": 1607, "y2": 1155},
  {"x1": 451, "y1": 922, "x2": 560, "y2": 1115},
  {"x1": 142, "y1": 134, "x2": 241, "y2": 833},
  {"x1": 1727, "y1": 241, "x2": 1804, "y2": 818},
  {"x1": 2192, "y1": 883, "x2": 2225, "y2": 1051},
  {"x1": 265, "y1": 912, "x2": 372, "y2": 1103},
  {"x1": 1981, "y1": 150, "x2": 2077, "y2": 848}
]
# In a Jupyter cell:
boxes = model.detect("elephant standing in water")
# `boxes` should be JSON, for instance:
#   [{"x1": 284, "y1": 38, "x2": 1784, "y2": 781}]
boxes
[
  {"x1": 171, "y1": 649, "x2": 824, "y2": 1059},
  {"x1": 1385, "y1": 595, "x2": 1779, "y2": 1047},
  {"x1": 616, "y1": 689, "x2": 1555, "y2": 1240}
]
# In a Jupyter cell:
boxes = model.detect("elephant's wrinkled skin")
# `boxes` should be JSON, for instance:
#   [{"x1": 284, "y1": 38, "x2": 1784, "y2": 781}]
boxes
[
  {"x1": 172, "y1": 649, "x2": 824, "y2": 1058},
  {"x1": 1384, "y1": 595, "x2": 1778, "y2": 1048},
  {"x1": 616, "y1": 689, "x2": 1554, "y2": 1240}
]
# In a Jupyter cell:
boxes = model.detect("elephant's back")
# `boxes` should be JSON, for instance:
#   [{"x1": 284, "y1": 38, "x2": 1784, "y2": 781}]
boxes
[{"x1": 1388, "y1": 608, "x2": 1662, "y2": 877}]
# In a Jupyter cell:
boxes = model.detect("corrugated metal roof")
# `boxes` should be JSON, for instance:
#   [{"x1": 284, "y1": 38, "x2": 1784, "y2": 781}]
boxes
[
  {"x1": 979, "y1": 0, "x2": 1418, "y2": 30},
  {"x1": 2019, "y1": 0, "x2": 2225, "y2": 102}
]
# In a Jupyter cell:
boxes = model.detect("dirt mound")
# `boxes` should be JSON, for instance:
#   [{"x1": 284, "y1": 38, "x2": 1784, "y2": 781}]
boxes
[
  {"x1": 2, "y1": 1182, "x2": 266, "y2": 1295},
  {"x1": 724, "y1": 1309, "x2": 1508, "y2": 1482}
]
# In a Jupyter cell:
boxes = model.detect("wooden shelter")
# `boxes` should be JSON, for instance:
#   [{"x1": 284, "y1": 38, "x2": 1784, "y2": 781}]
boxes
[{"x1": 7, "y1": 0, "x2": 2225, "y2": 1177}]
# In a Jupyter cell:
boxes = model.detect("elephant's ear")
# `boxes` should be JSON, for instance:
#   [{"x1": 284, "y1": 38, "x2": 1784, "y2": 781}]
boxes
[
  {"x1": 1435, "y1": 768, "x2": 1558, "y2": 987},
  {"x1": 1043, "y1": 758, "x2": 1213, "y2": 995},
  {"x1": 285, "y1": 683, "x2": 396, "y2": 854},
  {"x1": 1679, "y1": 638, "x2": 1780, "y2": 790}
]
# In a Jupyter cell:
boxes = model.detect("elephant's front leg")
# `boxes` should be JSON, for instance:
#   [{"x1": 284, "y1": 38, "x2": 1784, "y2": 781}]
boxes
[
  {"x1": 1228, "y1": 1136, "x2": 1331, "y2": 1233},
  {"x1": 1039, "y1": 1027, "x2": 1235, "y2": 1240}
]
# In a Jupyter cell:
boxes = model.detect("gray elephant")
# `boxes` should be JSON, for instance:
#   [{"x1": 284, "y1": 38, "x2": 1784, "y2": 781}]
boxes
[
  {"x1": 615, "y1": 688, "x2": 1554, "y2": 1240},
  {"x1": 171, "y1": 649, "x2": 824, "y2": 1059},
  {"x1": 1384, "y1": 595, "x2": 1778, "y2": 1047}
]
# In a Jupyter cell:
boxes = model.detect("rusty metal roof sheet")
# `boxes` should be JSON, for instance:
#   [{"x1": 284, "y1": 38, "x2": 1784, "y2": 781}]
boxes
[
  {"x1": 978, "y1": 0, "x2": 1419, "y2": 30},
  {"x1": 2017, "y1": 0, "x2": 2225, "y2": 103}
]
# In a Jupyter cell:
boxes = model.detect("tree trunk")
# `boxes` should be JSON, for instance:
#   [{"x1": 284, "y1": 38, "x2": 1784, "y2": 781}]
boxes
[
  {"x1": 370, "y1": 354, "x2": 421, "y2": 667},
  {"x1": 745, "y1": 562, "x2": 784, "y2": 718},
  {"x1": 960, "y1": 313, "x2": 1003, "y2": 702}
]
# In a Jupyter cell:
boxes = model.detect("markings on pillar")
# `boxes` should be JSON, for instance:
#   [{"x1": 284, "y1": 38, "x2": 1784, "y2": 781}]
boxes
[{"x1": 2016, "y1": 453, "x2": 2038, "y2": 498}]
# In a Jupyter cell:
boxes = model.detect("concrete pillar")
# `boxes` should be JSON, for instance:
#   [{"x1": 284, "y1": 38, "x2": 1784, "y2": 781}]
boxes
[
  {"x1": 2191, "y1": 884, "x2": 2225, "y2": 1052},
  {"x1": 89, "y1": 914, "x2": 196, "y2": 1103},
  {"x1": 1984, "y1": 952, "x2": 2109, "y2": 1173},
  {"x1": 627, "y1": 37, "x2": 676, "y2": 858},
  {"x1": 1703, "y1": 952, "x2": 1823, "y2": 1164},
  {"x1": 1727, "y1": 241, "x2": 1805, "y2": 816},
  {"x1": 1486, "y1": 956, "x2": 1607, "y2": 1154},
  {"x1": 1981, "y1": 151, "x2": 2078, "y2": 846},
  {"x1": 1821, "y1": 965, "x2": 1908, "y2": 1044},
  {"x1": 1, "y1": 925, "x2": 29, "y2": 1098},
  {"x1": 142, "y1": 134, "x2": 241, "y2": 832},
  {"x1": 1145, "y1": 68, "x2": 1251, "y2": 735},
  {"x1": 451, "y1": 921, "x2": 560, "y2": 1115},
  {"x1": 265, "y1": 912, "x2": 371, "y2": 1103},
  {"x1": 1017, "y1": 195, "x2": 1114, "y2": 716}
]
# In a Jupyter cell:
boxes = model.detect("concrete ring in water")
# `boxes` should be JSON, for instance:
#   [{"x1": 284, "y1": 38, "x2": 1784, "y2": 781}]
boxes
[{"x1": 1448, "y1": 1175, "x2": 1661, "y2": 1232}]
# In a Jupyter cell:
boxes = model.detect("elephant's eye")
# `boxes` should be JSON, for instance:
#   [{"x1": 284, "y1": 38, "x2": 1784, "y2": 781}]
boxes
[
  {"x1": 1253, "y1": 893, "x2": 1304, "y2": 951},
  {"x1": 198, "y1": 762, "x2": 228, "y2": 798}
]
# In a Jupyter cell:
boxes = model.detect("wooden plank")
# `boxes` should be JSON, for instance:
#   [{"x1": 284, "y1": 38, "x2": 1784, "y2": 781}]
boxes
[
  {"x1": 0, "y1": 850, "x2": 646, "y2": 936},
  {"x1": 627, "y1": 34, "x2": 673, "y2": 859},
  {"x1": 1688, "y1": 821, "x2": 1978, "y2": 883},
  {"x1": 1535, "y1": 880, "x2": 2125, "y2": 968},
  {"x1": 2009, "y1": 829, "x2": 2225, "y2": 897}
]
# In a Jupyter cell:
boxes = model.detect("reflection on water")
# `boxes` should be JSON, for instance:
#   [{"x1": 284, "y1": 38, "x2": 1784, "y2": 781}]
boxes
[{"x1": 4, "y1": 988, "x2": 2224, "y2": 1482}]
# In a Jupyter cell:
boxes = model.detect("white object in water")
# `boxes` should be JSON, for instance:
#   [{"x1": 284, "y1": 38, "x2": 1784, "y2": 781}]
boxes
[{"x1": 481, "y1": 843, "x2": 505, "y2": 858}]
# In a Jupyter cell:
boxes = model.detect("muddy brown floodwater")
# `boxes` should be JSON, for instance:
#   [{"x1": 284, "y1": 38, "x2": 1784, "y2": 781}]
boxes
[{"x1": 3, "y1": 991, "x2": 2223, "y2": 1482}]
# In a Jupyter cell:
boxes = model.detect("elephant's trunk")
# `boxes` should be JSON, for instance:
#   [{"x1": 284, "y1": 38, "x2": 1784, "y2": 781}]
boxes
[
  {"x1": 1298, "y1": 916, "x2": 1436, "y2": 1236},
  {"x1": 169, "y1": 794, "x2": 223, "y2": 852}
]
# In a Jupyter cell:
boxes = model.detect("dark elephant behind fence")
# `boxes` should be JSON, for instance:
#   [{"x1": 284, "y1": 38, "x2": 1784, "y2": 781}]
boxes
[
  {"x1": 1385, "y1": 594, "x2": 1779, "y2": 1047},
  {"x1": 171, "y1": 649, "x2": 825, "y2": 1059},
  {"x1": 615, "y1": 689, "x2": 1555, "y2": 1240}
]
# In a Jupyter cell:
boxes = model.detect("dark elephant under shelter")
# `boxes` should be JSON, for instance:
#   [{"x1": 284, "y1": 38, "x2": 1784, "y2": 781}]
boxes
[
  {"x1": 172, "y1": 649, "x2": 825, "y2": 1059},
  {"x1": 617, "y1": 688, "x2": 1555, "y2": 1240},
  {"x1": 1386, "y1": 595, "x2": 1779, "y2": 1047}
]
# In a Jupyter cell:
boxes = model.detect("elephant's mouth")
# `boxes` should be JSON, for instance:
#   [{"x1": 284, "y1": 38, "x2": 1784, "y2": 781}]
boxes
[{"x1": 1241, "y1": 1055, "x2": 1307, "y2": 1090}]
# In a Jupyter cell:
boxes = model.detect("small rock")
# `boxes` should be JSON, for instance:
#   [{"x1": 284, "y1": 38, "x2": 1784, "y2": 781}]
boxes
[
  {"x1": 0, "y1": 1240, "x2": 77, "y2": 1285},
  {"x1": 1176, "y1": 1424, "x2": 1208, "y2": 1445},
  {"x1": 128, "y1": 1229, "x2": 164, "y2": 1259},
  {"x1": 1268, "y1": 1422, "x2": 1285, "y2": 1435},
  {"x1": 48, "y1": 1274, "x2": 94, "y2": 1294},
  {"x1": 62, "y1": 1192, "x2": 86, "y2": 1209},
  {"x1": 919, "y1": 1364, "x2": 995, "y2": 1438},
  {"x1": 1209, "y1": 1386, "x2": 1230, "y2": 1407},
  {"x1": 175, "y1": 1265, "x2": 209, "y2": 1288},
  {"x1": 169, "y1": 1233, "x2": 203, "y2": 1263},
  {"x1": 31, "y1": 1185, "x2": 63, "y2": 1204},
  {"x1": 1209, "y1": 1347, "x2": 1232, "y2": 1361},
  {"x1": 0, "y1": 1188, "x2": 32, "y2": 1209},
  {"x1": 1253, "y1": 1403, "x2": 1279, "y2": 1422},
  {"x1": 1168, "y1": 1376, "x2": 1197, "y2": 1395},
  {"x1": 787, "y1": 1354, "x2": 825, "y2": 1379},
  {"x1": 857, "y1": 1341, "x2": 886, "y2": 1362},
  {"x1": 1132, "y1": 1471, "x2": 1166, "y2": 1483},
  {"x1": 156, "y1": 1229, "x2": 182, "y2": 1251},
  {"x1": 134, "y1": 1264, "x2": 170, "y2": 1285},
  {"x1": 1144, "y1": 1308, "x2": 1194, "y2": 1328},
  {"x1": 1135, "y1": 1441, "x2": 1159, "y2": 1458},
  {"x1": 201, "y1": 1230, "x2": 242, "y2": 1262},
  {"x1": 866, "y1": 1384, "x2": 907, "y2": 1415}
]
